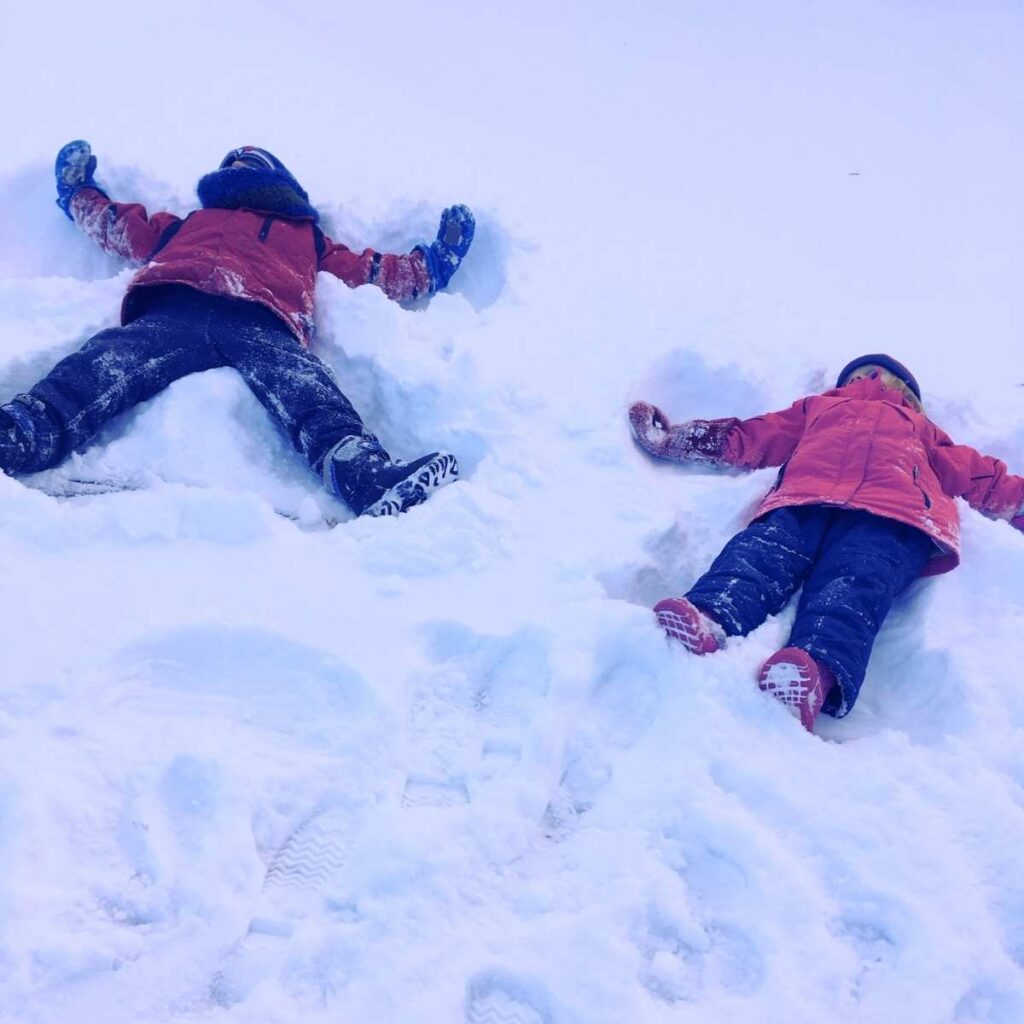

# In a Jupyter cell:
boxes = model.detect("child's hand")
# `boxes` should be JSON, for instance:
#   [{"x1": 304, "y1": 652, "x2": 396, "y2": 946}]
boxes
[
  {"x1": 629, "y1": 401, "x2": 672, "y2": 457},
  {"x1": 416, "y1": 205, "x2": 475, "y2": 292},
  {"x1": 55, "y1": 140, "x2": 101, "y2": 219},
  {"x1": 437, "y1": 205, "x2": 474, "y2": 260}
]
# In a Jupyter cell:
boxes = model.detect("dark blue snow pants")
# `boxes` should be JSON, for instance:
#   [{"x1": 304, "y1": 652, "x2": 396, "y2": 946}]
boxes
[
  {"x1": 686, "y1": 505, "x2": 935, "y2": 717},
  {"x1": 0, "y1": 285, "x2": 371, "y2": 480}
]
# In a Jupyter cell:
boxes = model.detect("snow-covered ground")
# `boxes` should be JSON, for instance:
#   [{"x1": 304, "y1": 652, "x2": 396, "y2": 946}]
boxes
[{"x1": 1, "y1": 2, "x2": 1023, "y2": 1022}]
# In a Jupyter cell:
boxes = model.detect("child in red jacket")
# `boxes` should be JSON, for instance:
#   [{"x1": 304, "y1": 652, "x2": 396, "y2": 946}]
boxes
[
  {"x1": 0, "y1": 141, "x2": 475, "y2": 517},
  {"x1": 630, "y1": 354, "x2": 1024, "y2": 731}
]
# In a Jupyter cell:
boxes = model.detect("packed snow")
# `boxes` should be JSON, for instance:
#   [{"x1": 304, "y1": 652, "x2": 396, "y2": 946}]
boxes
[{"x1": 1, "y1": 2, "x2": 1023, "y2": 1022}]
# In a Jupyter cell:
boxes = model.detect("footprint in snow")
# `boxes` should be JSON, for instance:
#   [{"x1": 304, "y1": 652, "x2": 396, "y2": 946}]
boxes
[
  {"x1": 400, "y1": 622, "x2": 551, "y2": 812},
  {"x1": 541, "y1": 736, "x2": 613, "y2": 841},
  {"x1": 402, "y1": 772, "x2": 471, "y2": 808},
  {"x1": 953, "y1": 977, "x2": 1024, "y2": 1023},
  {"x1": 110, "y1": 624, "x2": 376, "y2": 744},
  {"x1": 829, "y1": 894, "x2": 907, "y2": 1004},
  {"x1": 464, "y1": 970, "x2": 555, "y2": 1024},
  {"x1": 637, "y1": 823, "x2": 765, "y2": 1001},
  {"x1": 638, "y1": 911, "x2": 764, "y2": 1003},
  {"x1": 211, "y1": 803, "x2": 363, "y2": 1006}
]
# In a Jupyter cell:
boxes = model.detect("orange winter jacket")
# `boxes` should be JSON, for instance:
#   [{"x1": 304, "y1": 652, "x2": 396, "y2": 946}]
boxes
[
  {"x1": 731, "y1": 376, "x2": 1024, "y2": 574},
  {"x1": 632, "y1": 375, "x2": 1024, "y2": 575},
  {"x1": 69, "y1": 187, "x2": 433, "y2": 345}
]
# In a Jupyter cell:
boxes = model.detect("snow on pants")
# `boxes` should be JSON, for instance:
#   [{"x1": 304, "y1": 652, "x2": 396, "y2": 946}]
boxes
[
  {"x1": 0, "y1": 285, "x2": 371, "y2": 479},
  {"x1": 685, "y1": 505, "x2": 935, "y2": 717}
]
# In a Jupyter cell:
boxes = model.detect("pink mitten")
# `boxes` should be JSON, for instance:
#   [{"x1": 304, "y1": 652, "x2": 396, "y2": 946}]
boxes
[
  {"x1": 629, "y1": 401, "x2": 673, "y2": 458},
  {"x1": 628, "y1": 401, "x2": 737, "y2": 464}
]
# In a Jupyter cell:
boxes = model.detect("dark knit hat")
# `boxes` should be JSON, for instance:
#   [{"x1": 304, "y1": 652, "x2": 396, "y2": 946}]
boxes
[
  {"x1": 836, "y1": 353, "x2": 921, "y2": 401},
  {"x1": 217, "y1": 146, "x2": 310, "y2": 201}
]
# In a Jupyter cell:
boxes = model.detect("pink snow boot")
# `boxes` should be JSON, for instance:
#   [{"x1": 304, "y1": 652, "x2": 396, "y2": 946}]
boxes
[
  {"x1": 653, "y1": 597, "x2": 724, "y2": 655},
  {"x1": 757, "y1": 647, "x2": 835, "y2": 732}
]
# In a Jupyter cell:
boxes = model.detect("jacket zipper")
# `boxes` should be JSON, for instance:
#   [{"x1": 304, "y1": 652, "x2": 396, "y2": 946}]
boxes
[
  {"x1": 259, "y1": 216, "x2": 273, "y2": 243},
  {"x1": 913, "y1": 465, "x2": 932, "y2": 509}
]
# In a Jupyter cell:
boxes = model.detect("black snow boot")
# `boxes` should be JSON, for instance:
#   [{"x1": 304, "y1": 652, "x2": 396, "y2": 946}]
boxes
[{"x1": 323, "y1": 436, "x2": 459, "y2": 517}]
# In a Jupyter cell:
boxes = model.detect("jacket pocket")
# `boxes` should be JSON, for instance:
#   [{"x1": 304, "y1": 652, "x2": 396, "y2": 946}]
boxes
[{"x1": 913, "y1": 465, "x2": 932, "y2": 509}]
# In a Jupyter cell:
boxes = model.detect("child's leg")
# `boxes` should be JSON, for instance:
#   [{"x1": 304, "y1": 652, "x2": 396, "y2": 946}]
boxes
[
  {"x1": 213, "y1": 307, "x2": 375, "y2": 477},
  {"x1": 217, "y1": 308, "x2": 458, "y2": 515},
  {"x1": 684, "y1": 505, "x2": 834, "y2": 637},
  {"x1": 787, "y1": 510, "x2": 934, "y2": 717},
  {"x1": 0, "y1": 292, "x2": 222, "y2": 475}
]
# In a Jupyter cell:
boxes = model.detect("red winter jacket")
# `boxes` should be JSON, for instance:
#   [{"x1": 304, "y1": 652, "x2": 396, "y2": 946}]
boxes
[
  {"x1": 69, "y1": 187, "x2": 433, "y2": 345},
  {"x1": 631, "y1": 376, "x2": 1024, "y2": 575}
]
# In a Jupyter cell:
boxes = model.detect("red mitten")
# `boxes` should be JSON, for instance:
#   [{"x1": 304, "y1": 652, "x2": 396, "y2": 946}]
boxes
[
  {"x1": 629, "y1": 401, "x2": 673, "y2": 457},
  {"x1": 628, "y1": 401, "x2": 737, "y2": 465}
]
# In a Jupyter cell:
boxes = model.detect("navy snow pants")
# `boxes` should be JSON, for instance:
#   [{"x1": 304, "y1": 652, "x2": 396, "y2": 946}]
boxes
[
  {"x1": 686, "y1": 505, "x2": 935, "y2": 717},
  {"x1": 0, "y1": 286, "x2": 372, "y2": 480}
]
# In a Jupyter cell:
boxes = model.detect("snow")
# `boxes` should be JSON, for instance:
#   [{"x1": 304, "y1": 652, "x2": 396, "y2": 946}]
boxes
[{"x1": 1, "y1": 1, "x2": 1023, "y2": 1021}]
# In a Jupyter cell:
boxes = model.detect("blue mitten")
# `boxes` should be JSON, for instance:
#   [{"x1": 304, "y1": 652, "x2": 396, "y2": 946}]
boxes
[
  {"x1": 416, "y1": 204, "x2": 475, "y2": 292},
  {"x1": 55, "y1": 140, "x2": 106, "y2": 218}
]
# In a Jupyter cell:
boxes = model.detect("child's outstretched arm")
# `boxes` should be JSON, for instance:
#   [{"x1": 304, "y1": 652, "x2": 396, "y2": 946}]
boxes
[
  {"x1": 56, "y1": 140, "x2": 182, "y2": 262},
  {"x1": 929, "y1": 432, "x2": 1024, "y2": 531},
  {"x1": 629, "y1": 402, "x2": 741, "y2": 464},
  {"x1": 629, "y1": 398, "x2": 809, "y2": 470},
  {"x1": 319, "y1": 205, "x2": 474, "y2": 304}
]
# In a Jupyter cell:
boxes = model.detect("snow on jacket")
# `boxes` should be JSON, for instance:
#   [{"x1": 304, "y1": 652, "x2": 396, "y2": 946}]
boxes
[
  {"x1": 68, "y1": 187, "x2": 433, "y2": 345},
  {"x1": 630, "y1": 375, "x2": 1024, "y2": 575}
]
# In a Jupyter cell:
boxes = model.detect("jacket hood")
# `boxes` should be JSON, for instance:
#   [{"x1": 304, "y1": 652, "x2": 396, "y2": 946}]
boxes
[
  {"x1": 832, "y1": 373, "x2": 924, "y2": 413},
  {"x1": 196, "y1": 165, "x2": 319, "y2": 222}
]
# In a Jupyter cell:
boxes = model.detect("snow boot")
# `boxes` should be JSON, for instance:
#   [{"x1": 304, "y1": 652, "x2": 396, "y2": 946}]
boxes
[
  {"x1": 652, "y1": 597, "x2": 724, "y2": 655},
  {"x1": 324, "y1": 436, "x2": 458, "y2": 517},
  {"x1": 757, "y1": 647, "x2": 835, "y2": 732}
]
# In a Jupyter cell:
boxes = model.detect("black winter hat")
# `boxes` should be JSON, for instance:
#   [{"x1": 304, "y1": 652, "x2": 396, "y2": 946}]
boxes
[
  {"x1": 220, "y1": 145, "x2": 283, "y2": 172},
  {"x1": 218, "y1": 146, "x2": 310, "y2": 201},
  {"x1": 836, "y1": 353, "x2": 921, "y2": 401}
]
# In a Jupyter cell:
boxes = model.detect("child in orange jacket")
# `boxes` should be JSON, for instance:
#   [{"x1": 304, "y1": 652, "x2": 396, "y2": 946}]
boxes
[{"x1": 630, "y1": 355, "x2": 1024, "y2": 730}]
